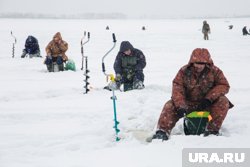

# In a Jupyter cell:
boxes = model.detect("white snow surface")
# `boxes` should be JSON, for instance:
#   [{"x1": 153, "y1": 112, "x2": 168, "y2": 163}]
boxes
[{"x1": 0, "y1": 18, "x2": 250, "y2": 167}]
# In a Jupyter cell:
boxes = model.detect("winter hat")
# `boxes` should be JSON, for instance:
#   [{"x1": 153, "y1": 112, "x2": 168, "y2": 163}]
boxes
[{"x1": 119, "y1": 41, "x2": 134, "y2": 53}]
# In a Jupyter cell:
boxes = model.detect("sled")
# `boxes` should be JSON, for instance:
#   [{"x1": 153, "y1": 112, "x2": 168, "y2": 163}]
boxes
[{"x1": 184, "y1": 111, "x2": 212, "y2": 135}]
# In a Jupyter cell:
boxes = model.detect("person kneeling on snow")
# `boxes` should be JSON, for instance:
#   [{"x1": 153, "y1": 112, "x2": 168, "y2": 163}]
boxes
[
  {"x1": 21, "y1": 35, "x2": 41, "y2": 58},
  {"x1": 152, "y1": 48, "x2": 233, "y2": 141},
  {"x1": 112, "y1": 41, "x2": 146, "y2": 91},
  {"x1": 242, "y1": 26, "x2": 250, "y2": 36},
  {"x1": 44, "y1": 32, "x2": 68, "y2": 72}
]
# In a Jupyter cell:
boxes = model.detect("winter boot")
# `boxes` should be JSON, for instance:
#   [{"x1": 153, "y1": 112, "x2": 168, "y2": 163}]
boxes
[
  {"x1": 152, "y1": 130, "x2": 169, "y2": 141},
  {"x1": 133, "y1": 79, "x2": 144, "y2": 89},
  {"x1": 58, "y1": 64, "x2": 64, "y2": 71},
  {"x1": 21, "y1": 49, "x2": 27, "y2": 58},
  {"x1": 47, "y1": 64, "x2": 53, "y2": 72}
]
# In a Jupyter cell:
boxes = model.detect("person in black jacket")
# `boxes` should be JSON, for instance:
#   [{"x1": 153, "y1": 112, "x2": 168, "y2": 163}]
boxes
[
  {"x1": 242, "y1": 26, "x2": 249, "y2": 35},
  {"x1": 21, "y1": 36, "x2": 41, "y2": 58},
  {"x1": 113, "y1": 41, "x2": 146, "y2": 91}
]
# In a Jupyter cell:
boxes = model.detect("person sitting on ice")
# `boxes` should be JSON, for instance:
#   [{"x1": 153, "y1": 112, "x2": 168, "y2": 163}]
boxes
[
  {"x1": 21, "y1": 35, "x2": 41, "y2": 58},
  {"x1": 112, "y1": 41, "x2": 146, "y2": 91},
  {"x1": 44, "y1": 32, "x2": 68, "y2": 72},
  {"x1": 152, "y1": 48, "x2": 233, "y2": 141},
  {"x1": 242, "y1": 26, "x2": 249, "y2": 35}
]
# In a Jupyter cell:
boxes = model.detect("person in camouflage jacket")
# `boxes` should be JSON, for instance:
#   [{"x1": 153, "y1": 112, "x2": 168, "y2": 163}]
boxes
[{"x1": 152, "y1": 48, "x2": 233, "y2": 141}]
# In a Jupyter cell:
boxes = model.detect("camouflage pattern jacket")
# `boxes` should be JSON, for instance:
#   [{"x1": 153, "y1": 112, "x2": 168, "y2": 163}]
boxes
[{"x1": 172, "y1": 48, "x2": 230, "y2": 110}]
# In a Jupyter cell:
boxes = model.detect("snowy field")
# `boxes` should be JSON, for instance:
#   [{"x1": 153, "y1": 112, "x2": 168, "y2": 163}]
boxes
[{"x1": 0, "y1": 18, "x2": 250, "y2": 167}]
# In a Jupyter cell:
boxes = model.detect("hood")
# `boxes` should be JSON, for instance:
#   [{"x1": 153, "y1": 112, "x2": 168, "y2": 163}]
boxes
[
  {"x1": 26, "y1": 35, "x2": 37, "y2": 43},
  {"x1": 188, "y1": 48, "x2": 213, "y2": 65},
  {"x1": 53, "y1": 32, "x2": 62, "y2": 40},
  {"x1": 119, "y1": 41, "x2": 134, "y2": 53}
]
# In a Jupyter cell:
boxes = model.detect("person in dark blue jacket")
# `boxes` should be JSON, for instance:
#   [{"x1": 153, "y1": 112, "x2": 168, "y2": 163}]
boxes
[
  {"x1": 242, "y1": 26, "x2": 250, "y2": 35},
  {"x1": 21, "y1": 36, "x2": 41, "y2": 58},
  {"x1": 113, "y1": 41, "x2": 146, "y2": 91}
]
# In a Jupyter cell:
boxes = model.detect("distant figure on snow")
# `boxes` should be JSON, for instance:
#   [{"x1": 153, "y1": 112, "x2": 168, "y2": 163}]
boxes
[
  {"x1": 110, "y1": 41, "x2": 146, "y2": 91},
  {"x1": 142, "y1": 26, "x2": 146, "y2": 31},
  {"x1": 44, "y1": 32, "x2": 69, "y2": 72},
  {"x1": 242, "y1": 26, "x2": 249, "y2": 35},
  {"x1": 202, "y1": 20, "x2": 211, "y2": 40},
  {"x1": 106, "y1": 26, "x2": 110, "y2": 30},
  {"x1": 152, "y1": 48, "x2": 233, "y2": 141},
  {"x1": 228, "y1": 25, "x2": 233, "y2": 30},
  {"x1": 21, "y1": 35, "x2": 41, "y2": 58}
]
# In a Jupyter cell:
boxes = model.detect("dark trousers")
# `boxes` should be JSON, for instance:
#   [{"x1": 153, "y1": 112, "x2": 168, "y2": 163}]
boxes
[
  {"x1": 45, "y1": 56, "x2": 63, "y2": 65},
  {"x1": 157, "y1": 96, "x2": 229, "y2": 135},
  {"x1": 121, "y1": 70, "x2": 144, "y2": 84}
]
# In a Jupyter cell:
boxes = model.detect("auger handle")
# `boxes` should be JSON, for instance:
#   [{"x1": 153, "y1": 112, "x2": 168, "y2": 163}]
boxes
[
  {"x1": 102, "y1": 62, "x2": 105, "y2": 73},
  {"x1": 112, "y1": 33, "x2": 116, "y2": 43}
]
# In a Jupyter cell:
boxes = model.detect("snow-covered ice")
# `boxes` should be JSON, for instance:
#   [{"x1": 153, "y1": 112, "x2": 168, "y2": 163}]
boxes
[{"x1": 0, "y1": 18, "x2": 250, "y2": 167}]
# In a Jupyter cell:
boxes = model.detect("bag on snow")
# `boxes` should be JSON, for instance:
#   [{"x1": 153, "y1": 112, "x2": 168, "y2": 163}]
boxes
[{"x1": 65, "y1": 59, "x2": 76, "y2": 71}]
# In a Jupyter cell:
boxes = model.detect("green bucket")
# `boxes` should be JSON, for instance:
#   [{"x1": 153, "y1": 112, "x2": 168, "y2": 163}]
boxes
[
  {"x1": 65, "y1": 59, "x2": 76, "y2": 71},
  {"x1": 184, "y1": 111, "x2": 211, "y2": 135}
]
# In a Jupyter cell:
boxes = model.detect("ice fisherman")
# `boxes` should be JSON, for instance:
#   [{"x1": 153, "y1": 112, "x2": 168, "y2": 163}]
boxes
[
  {"x1": 112, "y1": 41, "x2": 146, "y2": 91},
  {"x1": 202, "y1": 20, "x2": 211, "y2": 40},
  {"x1": 21, "y1": 35, "x2": 41, "y2": 58},
  {"x1": 242, "y1": 26, "x2": 249, "y2": 35},
  {"x1": 152, "y1": 48, "x2": 233, "y2": 141},
  {"x1": 44, "y1": 32, "x2": 68, "y2": 72}
]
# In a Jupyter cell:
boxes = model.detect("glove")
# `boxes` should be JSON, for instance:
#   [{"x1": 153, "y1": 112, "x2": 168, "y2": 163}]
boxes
[
  {"x1": 176, "y1": 108, "x2": 187, "y2": 118},
  {"x1": 198, "y1": 99, "x2": 212, "y2": 110},
  {"x1": 115, "y1": 74, "x2": 122, "y2": 82},
  {"x1": 127, "y1": 73, "x2": 133, "y2": 80}
]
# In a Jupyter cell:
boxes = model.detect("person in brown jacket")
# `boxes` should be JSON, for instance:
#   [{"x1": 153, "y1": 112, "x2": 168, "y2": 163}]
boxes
[
  {"x1": 152, "y1": 48, "x2": 233, "y2": 141},
  {"x1": 202, "y1": 20, "x2": 210, "y2": 40},
  {"x1": 44, "y1": 32, "x2": 68, "y2": 72}
]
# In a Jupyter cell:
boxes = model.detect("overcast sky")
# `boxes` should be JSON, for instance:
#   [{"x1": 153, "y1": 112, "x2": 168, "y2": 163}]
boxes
[{"x1": 1, "y1": 0, "x2": 250, "y2": 18}]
